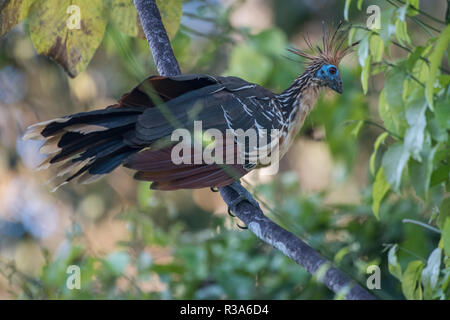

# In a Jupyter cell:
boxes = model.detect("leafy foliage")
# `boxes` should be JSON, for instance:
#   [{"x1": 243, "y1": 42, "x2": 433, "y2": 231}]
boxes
[
  {"x1": 0, "y1": 0, "x2": 182, "y2": 76},
  {"x1": 348, "y1": 0, "x2": 450, "y2": 300}
]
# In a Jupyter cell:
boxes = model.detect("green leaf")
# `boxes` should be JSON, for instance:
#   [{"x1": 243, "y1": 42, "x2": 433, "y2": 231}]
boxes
[
  {"x1": 382, "y1": 67, "x2": 408, "y2": 136},
  {"x1": 369, "y1": 34, "x2": 384, "y2": 63},
  {"x1": 382, "y1": 143, "x2": 410, "y2": 192},
  {"x1": 438, "y1": 198, "x2": 450, "y2": 230},
  {"x1": 372, "y1": 168, "x2": 390, "y2": 219},
  {"x1": 426, "y1": 25, "x2": 450, "y2": 110},
  {"x1": 409, "y1": 142, "x2": 437, "y2": 199},
  {"x1": 370, "y1": 132, "x2": 389, "y2": 176},
  {"x1": 395, "y1": 19, "x2": 411, "y2": 46},
  {"x1": 435, "y1": 92, "x2": 450, "y2": 130},
  {"x1": 357, "y1": 36, "x2": 369, "y2": 67},
  {"x1": 0, "y1": 0, "x2": 35, "y2": 37},
  {"x1": 344, "y1": 0, "x2": 352, "y2": 21},
  {"x1": 443, "y1": 218, "x2": 450, "y2": 257},
  {"x1": 29, "y1": 0, "x2": 107, "y2": 77},
  {"x1": 407, "y1": 46, "x2": 425, "y2": 73},
  {"x1": 361, "y1": 55, "x2": 370, "y2": 94},
  {"x1": 402, "y1": 260, "x2": 424, "y2": 300},
  {"x1": 357, "y1": 0, "x2": 363, "y2": 10},
  {"x1": 404, "y1": 91, "x2": 427, "y2": 161},
  {"x1": 388, "y1": 244, "x2": 402, "y2": 280},
  {"x1": 406, "y1": 0, "x2": 419, "y2": 16},
  {"x1": 421, "y1": 248, "x2": 441, "y2": 297}
]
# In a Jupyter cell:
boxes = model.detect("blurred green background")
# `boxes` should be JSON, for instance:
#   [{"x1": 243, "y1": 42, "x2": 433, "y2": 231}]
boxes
[{"x1": 0, "y1": 0, "x2": 448, "y2": 300}]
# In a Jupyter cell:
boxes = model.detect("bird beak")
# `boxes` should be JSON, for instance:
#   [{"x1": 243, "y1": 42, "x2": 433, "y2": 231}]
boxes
[{"x1": 330, "y1": 77, "x2": 343, "y2": 94}]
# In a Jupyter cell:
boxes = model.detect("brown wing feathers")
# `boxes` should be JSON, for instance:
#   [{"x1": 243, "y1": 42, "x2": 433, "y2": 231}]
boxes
[{"x1": 25, "y1": 74, "x2": 256, "y2": 190}]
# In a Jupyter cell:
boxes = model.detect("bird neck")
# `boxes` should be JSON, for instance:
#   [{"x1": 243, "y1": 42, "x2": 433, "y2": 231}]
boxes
[{"x1": 276, "y1": 70, "x2": 320, "y2": 117}]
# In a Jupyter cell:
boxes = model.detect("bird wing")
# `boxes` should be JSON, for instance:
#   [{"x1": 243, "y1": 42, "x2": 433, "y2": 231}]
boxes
[
  {"x1": 123, "y1": 74, "x2": 283, "y2": 145},
  {"x1": 122, "y1": 74, "x2": 285, "y2": 190}
]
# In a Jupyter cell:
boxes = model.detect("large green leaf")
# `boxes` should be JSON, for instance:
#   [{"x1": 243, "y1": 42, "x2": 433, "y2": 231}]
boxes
[
  {"x1": 401, "y1": 260, "x2": 424, "y2": 300},
  {"x1": 380, "y1": 67, "x2": 408, "y2": 137},
  {"x1": 426, "y1": 25, "x2": 450, "y2": 110},
  {"x1": 372, "y1": 168, "x2": 390, "y2": 219},
  {"x1": 0, "y1": 0, "x2": 34, "y2": 37},
  {"x1": 421, "y1": 248, "x2": 441, "y2": 299},
  {"x1": 409, "y1": 142, "x2": 437, "y2": 199},
  {"x1": 404, "y1": 90, "x2": 427, "y2": 161},
  {"x1": 29, "y1": 0, "x2": 107, "y2": 77},
  {"x1": 382, "y1": 142, "x2": 410, "y2": 192}
]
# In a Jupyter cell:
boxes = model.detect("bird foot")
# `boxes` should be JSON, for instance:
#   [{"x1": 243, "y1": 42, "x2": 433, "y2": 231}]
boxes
[{"x1": 226, "y1": 181, "x2": 261, "y2": 226}]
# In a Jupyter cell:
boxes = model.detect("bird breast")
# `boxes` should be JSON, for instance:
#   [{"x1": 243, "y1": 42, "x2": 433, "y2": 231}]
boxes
[{"x1": 279, "y1": 85, "x2": 320, "y2": 160}]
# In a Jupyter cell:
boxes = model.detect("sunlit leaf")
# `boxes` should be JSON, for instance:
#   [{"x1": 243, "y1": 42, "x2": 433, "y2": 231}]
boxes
[
  {"x1": 0, "y1": 0, "x2": 34, "y2": 37},
  {"x1": 404, "y1": 90, "x2": 427, "y2": 161},
  {"x1": 409, "y1": 142, "x2": 437, "y2": 199},
  {"x1": 344, "y1": 0, "x2": 352, "y2": 21},
  {"x1": 29, "y1": 0, "x2": 107, "y2": 77},
  {"x1": 421, "y1": 248, "x2": 441, "y2": 298},
  {"x1": 443, "y1": 218, "x2": 450, "y2": 257},
  {"x1": 382, "y1": 143, "x2": 410, "y2": 192},
  {"x1": 361, "y1": 55, "x2": 370, "y2": 94},
  {"x1": 370, "y1": 132, "x2": 389, "y2": 176},
  {"x1": 426, "y1": 25, "x2": 450, "y2": 110},
  {"x1": 372, "y1": 168, "x2": 390, "y2": 219},
  {"x1": 370, "y1": 34, "x2": 384, "y2": 62},
  {"x1": 402, "y1": 260, "x2": 424, "y2": 300}
]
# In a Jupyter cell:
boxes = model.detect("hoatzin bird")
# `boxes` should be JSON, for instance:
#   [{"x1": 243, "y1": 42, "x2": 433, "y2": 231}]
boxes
[{"x1": 24, "y1": 25, "x2": 357, "y2": 211}]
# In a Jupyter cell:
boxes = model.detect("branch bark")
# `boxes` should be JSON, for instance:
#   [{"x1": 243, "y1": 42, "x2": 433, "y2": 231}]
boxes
[{"x1": 134, "y1": 0, "x2": 376, "y2": 300}]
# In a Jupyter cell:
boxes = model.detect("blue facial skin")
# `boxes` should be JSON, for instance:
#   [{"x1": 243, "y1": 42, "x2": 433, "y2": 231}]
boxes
[{"x1": 316, "y1": 64, "x2": 343, "y2": 94}]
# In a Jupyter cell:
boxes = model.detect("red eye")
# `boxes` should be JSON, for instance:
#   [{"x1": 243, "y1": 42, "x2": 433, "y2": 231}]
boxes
[{"x1": 329, "y1": 66, "x2": 337, "y2": 75}]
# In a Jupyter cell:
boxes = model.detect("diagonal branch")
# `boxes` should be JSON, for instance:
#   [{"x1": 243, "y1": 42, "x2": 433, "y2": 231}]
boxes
[{"x1": 133, "y1": 0, "x2": 376, "y2": 300}]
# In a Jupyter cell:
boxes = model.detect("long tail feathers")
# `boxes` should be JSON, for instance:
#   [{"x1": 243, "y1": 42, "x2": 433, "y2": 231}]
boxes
[{"x1": 24, "y1": 107, "x2": 143, "y2": 191}]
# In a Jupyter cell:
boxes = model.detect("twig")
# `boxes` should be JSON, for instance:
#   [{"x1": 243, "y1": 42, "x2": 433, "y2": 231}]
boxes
[
  {"x1": 402, "y1": 219, "x2": 441, "y2": 234},
  {"x1": 134, "y1": 0, "x2": 376, "y2": 300}
]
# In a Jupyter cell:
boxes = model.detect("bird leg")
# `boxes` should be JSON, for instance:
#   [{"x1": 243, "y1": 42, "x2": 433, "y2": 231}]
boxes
[{"x1": 225, "y1": 181, "x2": 261, "y2": 224}]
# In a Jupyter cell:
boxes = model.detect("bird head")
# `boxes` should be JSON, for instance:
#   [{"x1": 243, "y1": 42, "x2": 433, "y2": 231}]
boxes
[{"x1": 288, "y1": 22, "x2": 359, "y2": 95}]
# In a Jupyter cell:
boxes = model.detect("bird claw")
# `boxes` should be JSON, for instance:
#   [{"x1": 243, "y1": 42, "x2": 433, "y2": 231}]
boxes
[
  {"x1": 236, "y1": 223, "x2": 248, "y2": 230},
  {"x1": 225, "y1": 181, "x2": 260, "y2": 229}
]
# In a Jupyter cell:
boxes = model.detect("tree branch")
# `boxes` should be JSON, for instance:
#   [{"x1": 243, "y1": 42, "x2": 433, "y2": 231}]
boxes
[
  {"x1": 134, "y1": 0, "x2": 181, "y2": 76},
  {"x1": 134, "y1": 0, "x2": 376, "y2": 300}
]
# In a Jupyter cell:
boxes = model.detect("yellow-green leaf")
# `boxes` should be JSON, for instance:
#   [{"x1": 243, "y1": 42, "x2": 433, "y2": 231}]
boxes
[
  {"x1": 426, "y1": 25, "x2": 450, "y2": 110},
  {"x1": 28, "y1": 0, "x2": 107, "y2": 77},
  {"x1": 361, "y1": 55, "x2": 370, "y2": 94},
  {"x1": 344, "y1": 0, "x2": 352, "y2": 21},
  {"x1": 370, "y1": 132, "x2": 388, "y2": 176},
  {"x1": 401, "y1": 260, "x2": 424, "y2": 300},
  {"x1": 372, "y1": 167, "x2": 390, "y2": 219},
  {"x1": 443, "y1": 218, "x2": 450, "y2": 257},
  {"x1": 0, "y1": 0, "x2": 35, "y2": 37},
  {"x1": 370, "y1": 34, "x2": 384, "y2": 62}
]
